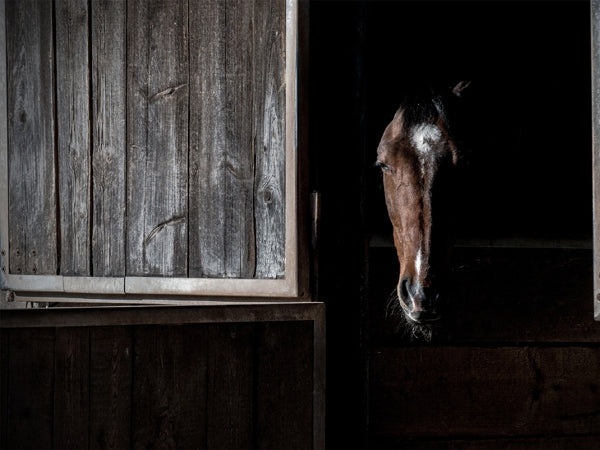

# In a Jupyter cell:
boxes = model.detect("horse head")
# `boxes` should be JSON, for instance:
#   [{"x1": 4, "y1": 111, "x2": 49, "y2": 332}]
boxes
[{"x1": 376, "y1": 83, "x2": 468, "y2": 327}]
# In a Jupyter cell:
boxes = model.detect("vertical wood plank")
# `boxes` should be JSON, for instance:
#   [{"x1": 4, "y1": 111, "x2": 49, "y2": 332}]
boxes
[
  {"x1": 6, "y1": 0, "x2": 56, "y2": 275},
  {"x1": 7, "y1": 328, "x2": 55, "y2": 449},
  {"x1": 189, "y1": 0, "x2": 256, "y2": 279},
  {"x1": 253, "y1": 0, "x2": 287, "y2": 279},
  {"x1": 91, "y1": 0, "x2": 127, "y2": 277},
  {"x1": 223, "y1": 0, "x2": 256, "y2": 278},
  {"x1": 132, "y1": 325, "x2": 208, "y2": 449},
  {"x1": 127, "y1": 0, "x2": 189, "y2": 277},
  {"x1": 189, "y1": 0, "x2": 227, "y2": 278},
  {"x1": 0, "y1": 329, "x2": 8, "y2": 449},
  {"x1": 206, "y1": 324, "x2": 254, "y2": 449},
  {"x1": 56, "y1": 0, "x2": 91, "y2": 276},
  {"x1": 593, "y1": 0, "x2": 600, "y2": 320},
  {"x1": 0, "y1": 0, "x2": 9, "y2": 273},
  {"x1": 256, "y1": 322, "x2": 314, "y2": 449},
  {"x1": 54, "y1": 327, "x2": 90, "y2": 449},
  {"x1": 90, "y1": 326, "x2": 132, "y2": 450}
]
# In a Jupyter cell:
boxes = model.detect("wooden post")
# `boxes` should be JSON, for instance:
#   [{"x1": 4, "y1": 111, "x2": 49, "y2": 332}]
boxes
[{"x1": 593, "y1": 0, "x2": 600, "y2": 320}]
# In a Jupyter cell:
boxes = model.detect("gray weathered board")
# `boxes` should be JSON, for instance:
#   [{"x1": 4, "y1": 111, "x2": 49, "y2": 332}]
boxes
[
  {"x1": 594, "y1": 0, "x2": 600, "y2": 320},
  {"x1": 0, "y1": 0, "x2": 300, "y2": 298}
]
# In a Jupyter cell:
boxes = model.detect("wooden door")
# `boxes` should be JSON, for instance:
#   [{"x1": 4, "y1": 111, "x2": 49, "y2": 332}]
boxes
[{"x1": 0, "y1": 0, "x2": 308, "y2": 302}]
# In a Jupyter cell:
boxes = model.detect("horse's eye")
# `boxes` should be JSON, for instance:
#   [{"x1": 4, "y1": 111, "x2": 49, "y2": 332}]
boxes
[{"x1": 376, "y1": 161, "x2": 391, "y2": 172}]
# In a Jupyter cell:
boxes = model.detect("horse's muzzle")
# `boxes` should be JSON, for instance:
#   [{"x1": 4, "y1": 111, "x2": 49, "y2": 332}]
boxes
[{"x1": 398, "y1": 277, "x2": 441, "y2": 323}]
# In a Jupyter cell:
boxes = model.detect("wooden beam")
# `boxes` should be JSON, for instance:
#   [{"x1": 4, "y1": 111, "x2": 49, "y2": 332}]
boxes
[{"x1": 0, "y1": 302, "x2": 324, "y2": 329}]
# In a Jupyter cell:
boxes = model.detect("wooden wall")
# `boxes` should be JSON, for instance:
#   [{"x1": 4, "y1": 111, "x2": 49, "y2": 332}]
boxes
[
  {"x1": 0, "y1": 304, "x2": 324, "y2": 449},
  {"x1": 4, "y1": 0, "x2": 287, "y2": 280}
]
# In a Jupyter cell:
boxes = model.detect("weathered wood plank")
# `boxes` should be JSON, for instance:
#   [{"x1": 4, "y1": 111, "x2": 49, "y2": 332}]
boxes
[
  {"x1": 370, "y1": 346, "x2": 600, "y2": 437},
  {"x1": 6, "y1": 0, "x2": 56, "y2": 275},
  {"x1": 253, "y1": 0, "x2": 287, "y2": 279},
  {"x1": 0, "y1": 0, "x2": 9, "y2": 273},
  {"x1": 54, "y1": 327, "x2": 90, "y2": 449},
  {"x1": 91, "y1": 0, "x2": 127, "y2": 277},
  {"x1": 256, "y1": 321, "x2": 314, "y2": 449},
  {"x1": 0, "y1": 303, "x2": 324, "y2": 329},
  {"x1": 56, "y1": 0, "x2": 91, "y2": 276},
  {"x1": 206, "y1": 324, "x2": 254, "y2": 449},
  {"x1": 7, "y1": 328, "x2": 55, "y2": 449},
  {"x1": 132, "y1": 325, "x2": 208, "y2": 448},
  {"x1": 189, "y1": 0, "x2": 227, "y2": 278},
  {"x1": 90, "y1": 326, "x2": 132, "y2": 450},
  {"x1": 189, "y1": 0, "x2": 256, "y2": 279},
  {"x1": 127, "y1": 0, "x2": 188, "y2": 277},
  {"x1": 0, "y1": 329, "x2": 8, "y2": 449},
  {"x1": 593, "y1": 0, "x2": 600, "y2": 320}
]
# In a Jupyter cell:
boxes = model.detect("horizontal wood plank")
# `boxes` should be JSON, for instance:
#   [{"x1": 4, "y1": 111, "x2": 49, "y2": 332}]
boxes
[
  {"x1": 370, "y1": 346, "x2": 600, "y2": 438},
  {"x1": 0, "y1": 303, "x2": 323, "y2": 328}
]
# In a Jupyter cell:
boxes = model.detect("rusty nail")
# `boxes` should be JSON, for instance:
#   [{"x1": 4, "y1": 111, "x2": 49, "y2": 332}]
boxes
[
  {"x1": 1, "y1": 266, "x2": 5, "y2": 273},
  {"x1": 1, "y1": 249, "x2": 5, "y2": 256},
  {"x1": 6, "y1": 291, "x2": 15, "y2": 302}
]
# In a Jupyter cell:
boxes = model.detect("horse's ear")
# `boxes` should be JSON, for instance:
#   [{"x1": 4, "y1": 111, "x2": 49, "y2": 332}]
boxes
[{"x1": 451, "y1": 80, "x2": 471, "y2": 98}]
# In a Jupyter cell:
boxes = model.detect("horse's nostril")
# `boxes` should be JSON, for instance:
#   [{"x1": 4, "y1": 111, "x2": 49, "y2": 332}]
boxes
[{"x1": 399, "y1": 277, "x2": 410, "y2": 302}]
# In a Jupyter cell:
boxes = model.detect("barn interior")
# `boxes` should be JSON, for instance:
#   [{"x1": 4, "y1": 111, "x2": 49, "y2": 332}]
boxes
[
  {"x1": 310, "y1": 0, "x2": 599, "y2": 447},
  {"x1": 0, "y1": 0, "x2": 598, "y2": 448}
]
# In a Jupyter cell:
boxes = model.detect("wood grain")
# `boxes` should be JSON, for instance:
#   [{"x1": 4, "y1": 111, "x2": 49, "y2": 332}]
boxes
[
  {"x1": 90, "y1": 326, "x2": 132, "y2": 450},
  {"x1": 206, "y1": 324, "x2": 254, "y2": 449},
  {"x1": 56, "y1": 0, "x2": 91, "y2": 276},
  {"x1": 189, "y1": 0, "x2": 256, "y2": 279},
  {"x1": 91, "y1": 0, "x2": 127, "y2": 277},
  {"x1": 256, "y1": 321, "x2": 314, "y2": 449},
  {"x1": 188, "y1": 0, "x2": 227, "y2": 278},
  {"x1": 6, "y1": 0, "x2": 56, "y2": 275},
  {"x1": 6, "y1": 328, "x2": 55, "y2": 449},
  {"x1": 253, "y1": 0, "x2": 287, "y2": 279},
  {"x1": 132, "y1": 325, "x2": 208, "y2": 448},
  {"x1": 593, "y1": 0, "x2": 600, "y2": 320},
  {"x1": 0, "y1": 329, "x2": 8, "y2": 449},
  {"x1": 370, "y1": 346, "x2": 600, "y2": 438},
  {"x1": 54, "y1": 327, "x2": 90, "y2": 449},
  {"x1": 127, "y1": 0, "x2": 188, "y2": 277}
]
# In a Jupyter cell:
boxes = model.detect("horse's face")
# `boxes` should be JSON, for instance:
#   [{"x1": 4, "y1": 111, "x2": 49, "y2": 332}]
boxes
[{"x1": 377, "y1": 102, "x2": 458, "y2": 324}]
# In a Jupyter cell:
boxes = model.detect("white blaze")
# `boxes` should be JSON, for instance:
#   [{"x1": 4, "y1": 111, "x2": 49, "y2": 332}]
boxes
[
  {"x1": 415, "y1": 247, "x2": 423, "y2": 278},
  {"x1": 410, "y1": 124, "x2": 442, "y2": 156}
]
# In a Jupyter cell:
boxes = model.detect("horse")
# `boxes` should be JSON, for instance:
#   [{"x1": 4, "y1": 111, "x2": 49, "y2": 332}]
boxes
[{"x1": 376, "y1": 82, "x2": 469, "y2": 336}]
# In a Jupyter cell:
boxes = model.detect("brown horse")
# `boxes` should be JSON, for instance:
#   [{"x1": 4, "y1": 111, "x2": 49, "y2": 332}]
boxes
[{"x1": 376, "y1": 83, "x2": 468, "y2": 328}]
